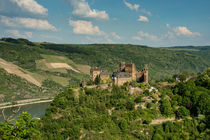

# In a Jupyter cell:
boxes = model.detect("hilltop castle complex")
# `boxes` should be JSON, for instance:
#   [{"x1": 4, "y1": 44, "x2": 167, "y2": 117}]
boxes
[{"x1": 90, "y1": 62, "x2": 148, "y2": 86}]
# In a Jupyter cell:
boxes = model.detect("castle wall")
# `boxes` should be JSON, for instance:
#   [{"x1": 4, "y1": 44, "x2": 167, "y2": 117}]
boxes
[
  {"x1": 124, "y1": 64, "x2": 137, "y2": 80},
  {"x1": 120, "y1": 62, "x2": 126, "y2": 71},
  {"x1": 131, "y1": 64, "x2": 136, "y2": 80},
  {"x1": 114, "y1": 77, "x2": 132, "y2": 86},
  {"x1": 91, "y1": 62, "x2": 149, "y2": 86},
  {"x1": 143, "y1": 70, "x2": 148, "y2": 83},
  {"x1": 91, "y1": 71, "x2": 101, "y2": 81},
  {"x1": 100, "y1": 74, "x2": 110, "y2": 83}
]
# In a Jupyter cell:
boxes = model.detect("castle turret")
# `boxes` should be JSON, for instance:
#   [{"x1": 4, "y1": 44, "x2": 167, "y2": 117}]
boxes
[
  {"x1": 143, "y1": 64, "x2": 148, "y2": 83},
  {"x1": 120, "y1": 62, "x2": 126, "y2": 72},
  {"x1": 131, "y1": 63, "x2": 137, "y2": 80},
  {"x1": 90, "y1": 67, "x2": 101, "y2": 81}
]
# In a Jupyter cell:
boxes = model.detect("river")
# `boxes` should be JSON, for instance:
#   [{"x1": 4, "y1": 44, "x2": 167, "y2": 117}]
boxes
[{"x1": 0, "y1": 102, "x2": 51, "y2": 122}]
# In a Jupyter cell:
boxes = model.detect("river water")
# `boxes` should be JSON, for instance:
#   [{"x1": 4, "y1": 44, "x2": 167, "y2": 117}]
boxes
[{"x1": 0, "y1": 102, "x2": 51, "y2": 122}]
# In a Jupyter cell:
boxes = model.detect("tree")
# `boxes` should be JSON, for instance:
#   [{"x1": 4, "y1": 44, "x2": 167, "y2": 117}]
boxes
[
  {"x1": 160, "y1": 99, "x2": 173, "y2": 116},
  {"x1": 119, "y1": 120, "x2": 128, "y2": 132},
  {"x1": 144, "y1": 90, "x2": 150, "y2": 96},
  {"x1": 0, "y1": 112, "x2": 41, "y2": 139},
  {"x1": 196, "y1": 93, "x2": 210, "y2": 115},
  {"x1": 126, "y1": 100, "x2": 135, "y2": 110},
  {"x1": 143, "y1": 118, "x2": 152, "y2": 124},
  {"x1": 179, "y1": 71, "x2": 190, "y2": 82},
  {"x1": 152, "y1": 133, "x2": 164, "y2": 140},
  {"x1": 147, "y1": 103, "x2": 152, "y2": 109},
  {"x1": 134, "y1": 96, "x2": 142, "y2": 103},
  {"x1": 175, "y1": 106, "x2": 190, "y2": 119},
  {"x1": 94, "y1": 75, "x2": 101, "y2": 85}
]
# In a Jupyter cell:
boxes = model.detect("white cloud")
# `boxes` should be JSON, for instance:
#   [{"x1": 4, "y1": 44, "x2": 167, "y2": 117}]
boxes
[
  {"x1": 123, "y1": 0, "x2": 139, "y2": 11},
  {"x1": 111, "y1": 32, "x2": 121, "y2": 40},
  {"x1": 137, "y1": 31, "x2": 159, "y2": 41},
  {"x1": 11, "y1": 0, "x2": 48, "y2": 16},
  {"x1": 0, "y1": 0, "x2": 48, "y2": 16},
  {"x1": 132, "y1": 36, "x2": 142, "y2": 41},
  {"x1": 173, "y1": 26, "x2": 200, "y2": 36},
  {"x1": 6, "y1": 29, "x2": 32, "y2": 38},
  {"x1": 69, "y1": 20, "x2": 104, "y2": 35},
  {"x1": 166, "y1": 24, "x2": 201, "y2": 37},
  {"x1": 70, "y1": 0, "x2": 109, "y2": 20},
  {"x1": 0, "y1": 16, "x2": 57, "y2": 31},
  {"x1": 141, "y1": 9, "x2": 152, "y2": 16},
  {"x1": 138, "y1": 16, "x2": 149, "y2": 22}
]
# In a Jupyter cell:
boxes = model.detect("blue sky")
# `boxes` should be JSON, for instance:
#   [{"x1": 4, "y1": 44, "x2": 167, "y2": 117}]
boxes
[{"x1": 0, "y1": 0, "x2": 210, "y2": 47}]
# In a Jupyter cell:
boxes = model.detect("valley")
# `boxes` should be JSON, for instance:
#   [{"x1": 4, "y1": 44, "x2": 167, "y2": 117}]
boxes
[{"x1": 0, "y1": 38, "x2": 209, "y2": 139}]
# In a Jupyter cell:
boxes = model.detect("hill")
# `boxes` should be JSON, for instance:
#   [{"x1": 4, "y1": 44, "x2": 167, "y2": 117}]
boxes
[
  {"x1": 38, "y1": 69, "x2": 209, "y2": 139},
  {"x1": 0, "y1": 68, "x2": 63, "y2": 103},
  {"x1": 0, "y1": 38, "x2": 209, "y2": 103},
  {"x1": 40, "y1": 43, "x2": 210, "y2": 81},
  {"x1": 1, "y1": 69, "x2": 209, "y2": 139}
]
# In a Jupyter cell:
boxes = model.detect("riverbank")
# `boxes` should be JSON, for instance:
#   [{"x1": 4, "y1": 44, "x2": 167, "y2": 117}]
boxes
[{"x1": 0, "y1": 97, "x2": 53, "y2": 109}]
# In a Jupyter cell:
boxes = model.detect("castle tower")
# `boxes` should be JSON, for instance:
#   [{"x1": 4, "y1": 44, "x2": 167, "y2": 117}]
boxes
[
  {"x1": 143, "y1": 64, "x2": 148, "y2": 83},
  {"x1": 131, "y1": 63, "x2": 137, "y2": 80},
  {"x1": 120, "y1": 62, "x2": 126, "y2": 72},
  {"x1": 90, "y1": 67, "x2": 101, "y2": 81}
]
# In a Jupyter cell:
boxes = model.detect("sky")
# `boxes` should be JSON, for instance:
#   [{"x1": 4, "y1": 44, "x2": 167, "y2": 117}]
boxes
[{"x1": 0, "y1": 0, "x2": 210, "y2": 47}]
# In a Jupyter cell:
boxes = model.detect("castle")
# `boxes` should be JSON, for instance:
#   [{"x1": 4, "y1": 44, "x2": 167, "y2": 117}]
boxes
[
  {"x1": 90, "y1": 67, "x2": 109, "y2": 83},
  {"x1": 90, "y1": 62, "x2": 148, "y2": 86}
]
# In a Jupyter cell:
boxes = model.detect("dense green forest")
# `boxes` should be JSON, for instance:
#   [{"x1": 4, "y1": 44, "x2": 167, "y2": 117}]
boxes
[{"x1": 0, "y1": 69, "x2": 209, "y2": 139}]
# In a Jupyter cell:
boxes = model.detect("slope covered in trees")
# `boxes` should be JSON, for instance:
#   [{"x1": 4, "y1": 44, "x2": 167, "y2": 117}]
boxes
[
  {"x1": 0, "y1": 68, "x2": 63, "y2": 103},
  {"x1": 0, "y1": 69, "x2": 210, "y2": 139}
]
